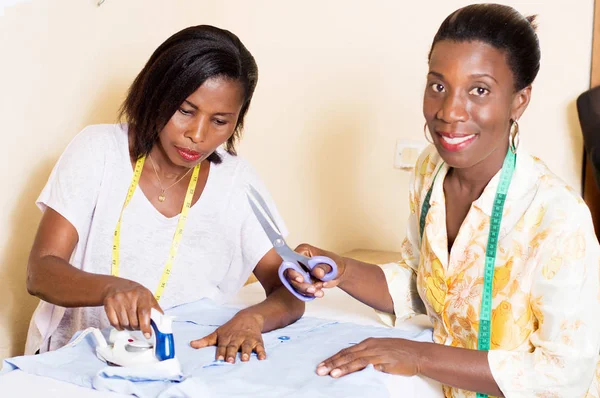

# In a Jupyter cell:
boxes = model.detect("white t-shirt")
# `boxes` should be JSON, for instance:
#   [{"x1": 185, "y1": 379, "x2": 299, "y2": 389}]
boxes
[{"x1": 24, "y1": 124, "x2": 287, "y2": 354}]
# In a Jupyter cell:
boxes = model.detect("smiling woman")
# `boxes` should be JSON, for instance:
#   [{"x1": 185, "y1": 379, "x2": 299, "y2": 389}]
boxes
[
  {"x1": 282, "y1": 4, "x2": 600, "y2": 398},
  {"x1": 24, "y1": 25, "x2": 304, "y2": 364}
]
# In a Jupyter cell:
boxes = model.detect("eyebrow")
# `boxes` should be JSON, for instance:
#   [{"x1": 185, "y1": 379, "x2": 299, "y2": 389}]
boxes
[
  {"x1": 428, "y1": 71, "x2": 444, "y2": 79},
  {"x1": 470, "y1": 73, "x2": 498, "y2": 84},
  {"x1": 427, "y1": 71, "x2": 498, "y2": 84},
  {"x1": 184, "y1": 100, "x2": 198, "y2": 110},
  {"x1": 184, "y1": 100, "x2": 236, "y2": 116}
]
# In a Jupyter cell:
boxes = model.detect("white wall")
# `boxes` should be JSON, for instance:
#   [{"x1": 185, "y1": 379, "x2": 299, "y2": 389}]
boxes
[{"x1": 0, "y1": 0, "x2": 593, "y2": 359}]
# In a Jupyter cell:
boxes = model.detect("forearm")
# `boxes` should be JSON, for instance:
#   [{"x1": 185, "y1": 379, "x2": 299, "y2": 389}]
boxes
[
  {"x1": 416, "y1": 341, "x2": 503, "y2": 397},
  {"x1": 27, "y1": 254, "x2": 121, "y2": 307},
  {"x1": 338, "y1": 258, "x2": 394, "y2": 314},
  {"x1": 238, "y1": 286, "x2": 305, "y2": 333}
]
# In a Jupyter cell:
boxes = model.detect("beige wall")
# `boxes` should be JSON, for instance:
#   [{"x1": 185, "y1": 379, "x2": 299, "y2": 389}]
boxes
[{"x1": 0, "y1": 0, "x2": 593, "y2": 360}]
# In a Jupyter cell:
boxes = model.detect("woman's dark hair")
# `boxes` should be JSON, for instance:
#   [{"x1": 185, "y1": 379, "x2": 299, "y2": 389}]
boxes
[
  {"x1": 120, "y1": 25, "x2": 258, "y2": 163},
  {"x1": 429, "y1": 3, "x2": 540, "y2": 91}
]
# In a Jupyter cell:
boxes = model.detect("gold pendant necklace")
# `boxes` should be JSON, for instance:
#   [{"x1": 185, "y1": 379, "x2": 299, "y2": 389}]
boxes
[{"x1": 148, "y1": 153, "x2": 194, "y2": 202}]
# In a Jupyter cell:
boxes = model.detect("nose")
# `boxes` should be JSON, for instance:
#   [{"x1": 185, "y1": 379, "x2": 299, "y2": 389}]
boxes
[
  {"x1": 185, "y1": 116, "x2": 208, "y2": 143},
  {"x1": 436, "y1": 91, "x2": 468, "y2": 124}
]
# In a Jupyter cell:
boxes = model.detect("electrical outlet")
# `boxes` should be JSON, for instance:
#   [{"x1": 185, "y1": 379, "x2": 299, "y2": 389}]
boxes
[{"x1": 394, "y1": 140, "x2": 427, "y2": 170}]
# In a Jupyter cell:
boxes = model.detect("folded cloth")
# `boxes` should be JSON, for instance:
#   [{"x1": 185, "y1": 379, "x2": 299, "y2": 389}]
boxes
[
  {"x1": 2, "y1": 299, "x2": 435, "y2": 398},
  {"x1": 93, "y1": 359, "x2": 188, "y2": 397}
]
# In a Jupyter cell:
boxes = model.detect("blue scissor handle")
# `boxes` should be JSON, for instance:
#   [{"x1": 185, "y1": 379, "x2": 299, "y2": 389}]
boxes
[
  {"x1": 278, "y1": 261, "x2": 314, "y2": 302},
  {"x1": 277, "y1": 256, "x2": 338, "y2": 301},
  {"x1": 307, "y1": 255, "x2": 338, "y2": 281}
]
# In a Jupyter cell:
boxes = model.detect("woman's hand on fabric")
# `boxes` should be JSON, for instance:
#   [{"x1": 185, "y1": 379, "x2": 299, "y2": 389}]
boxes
[
  {"x1": 102, "y1": 278, "x2": 162, "y2": 339},
  {"x1": 190, "y1": 312, "x2": 266, "y2": 363},
  {"x1": 316, "y1": 337, "x2": 421, "y2": 378},
  {"x1": 282, "y1": 243, "x2": 347, "y2": 299}
]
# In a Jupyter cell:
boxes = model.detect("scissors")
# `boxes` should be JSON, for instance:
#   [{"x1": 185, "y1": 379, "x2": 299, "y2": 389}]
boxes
[{"x1": 247, "y1": 185, "x2": 338, "y2": 301}]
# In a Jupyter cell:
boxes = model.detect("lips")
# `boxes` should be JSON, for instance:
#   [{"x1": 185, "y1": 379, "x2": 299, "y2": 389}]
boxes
[
  {"x1": 175, "y1": 146, "x2": 203, "y2": 162},
  {"x1": 436, "y1": 131, "x2": 477, "y2": 152}
]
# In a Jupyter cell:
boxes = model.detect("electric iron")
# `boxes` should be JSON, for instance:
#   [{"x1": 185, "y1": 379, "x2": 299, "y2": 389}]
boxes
[{"x1": 70, "y1": 308, "x2": 176, "y2": 367}]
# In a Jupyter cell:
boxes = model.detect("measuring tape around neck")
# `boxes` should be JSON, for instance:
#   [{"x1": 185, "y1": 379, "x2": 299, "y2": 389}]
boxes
[
  {"x1": 111, "y1": 155, "x2": 201, "y2": 301},
  {"x1": 419, "y1": 149, "x2": 516, "y2": 398}
]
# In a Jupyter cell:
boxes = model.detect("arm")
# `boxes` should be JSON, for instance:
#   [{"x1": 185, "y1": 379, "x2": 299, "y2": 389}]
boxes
[
  {"x1": 285, "y1": 151, "x2": 428, "y2": 319},
  {"x1": 27, "y1": 207, "x2": 161, "y2": 336},
  {"x1": 288, "y1": 224, "x2": 425, "y2": 321},
  {"x1": 337, "y1": 257, "x2": 397, "y2": 314},
  {"x1": 316, "y1": 337, "x2": 503, "y2": 396},
  {"x1": 239, "y1": 247, "x2": 304, "y2": 332},
  {"x1": 190, "y1": 248, "x2": 305, "y2": 362},
  {"x1": 28, "y1": 207, "x2": 119, "y2": 306},
  {"x1": 287, "y1": 244, "x2": 394, "y2": 313},
  {"x1": 418, "y1": 341, "x2": 502, "y2": 396}
]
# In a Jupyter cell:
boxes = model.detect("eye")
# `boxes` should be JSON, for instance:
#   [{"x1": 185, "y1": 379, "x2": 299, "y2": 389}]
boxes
[
  {"x1": 430, "y1": 83, "x2": 445, "y2": 93},
  {"x1": 179, "y1": 108, "x2": 193, "y2": 116},
  {"x1": 213, "y1": 118, "x2": 227, "y2": 126},
  {"x1": 469, "y1": 87, "x2": 490, "y2": 97}
]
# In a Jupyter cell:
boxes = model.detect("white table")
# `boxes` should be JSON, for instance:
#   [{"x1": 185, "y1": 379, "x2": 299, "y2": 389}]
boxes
[{"x1": 0, "y1": 281, "x2": 442, "y2": 397}]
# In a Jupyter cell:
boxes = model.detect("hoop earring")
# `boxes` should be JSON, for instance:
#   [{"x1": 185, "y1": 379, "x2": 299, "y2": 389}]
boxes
[
  {"x1": 424, "y1": 123, "x2": 434, "y2": 144},
  {"x1": 509, "y1": 119, "x2": 520, "y2": 153}
]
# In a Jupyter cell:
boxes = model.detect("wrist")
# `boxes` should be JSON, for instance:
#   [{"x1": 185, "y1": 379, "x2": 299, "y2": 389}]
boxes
[
  {"x1": 409, "y1": 340, "x2": 430, "y2": 376},
  {"x1": 100, "y1": 276, "x2": 134, "y2": 302},
  {"x1": 237, "y1": 309, "x2": 265, "y2": 331},
  {"x1": 336, "y1": 257, "x2": 351, "y2": 287},
  {"x1": 100, "y1": 277, "x2": 117, "y2": 303}
]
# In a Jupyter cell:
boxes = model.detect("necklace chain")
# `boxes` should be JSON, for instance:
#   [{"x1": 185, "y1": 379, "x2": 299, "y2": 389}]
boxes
[{"x1": 148, "y1": 153, "x2": 194, "y2": 202}]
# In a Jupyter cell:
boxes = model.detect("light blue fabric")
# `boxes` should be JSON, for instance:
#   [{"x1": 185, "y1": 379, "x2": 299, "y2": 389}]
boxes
[{"x1": 2, "y1": 299, "x2": 433, "y2": 398}]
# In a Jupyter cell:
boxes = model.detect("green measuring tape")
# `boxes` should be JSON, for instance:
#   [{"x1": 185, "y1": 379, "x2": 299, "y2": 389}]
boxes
[{"x1": 419, "y1": 149, "x2": 516, "y2": 398}]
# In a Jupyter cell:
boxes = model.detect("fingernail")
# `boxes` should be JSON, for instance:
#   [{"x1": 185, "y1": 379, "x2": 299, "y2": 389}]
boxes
[
  {"x1": 331, "y1": 369, "x2": 341, "y2": 377},
  {"x1": 307, "y1": 287, "x2": 315, "y2": 293},
  {"x1": 242, "y1": 354, "x2": 249, "y2": 361},
  {"x1": 295, "y1": 277, "x2": 303, "y2": 282},
  {"x1": 317, "y1": 362, "x2": 324, "y2": 367},
  {"x1": 316, "y1": 291, "x2": 324, "y2": 298},
  {"x1": 217, "y1": 355, "x2": 224, "y2": 361},
  {"x1": 144, "y1": 333, "x2": 151, "y2": 339},
  {"x1": 322, "y1": 282, "x2": 329, "y2": 287},
  {"x1": 316, "y1": 366, "x2": 329, "y2": 376},
  {"x1": 227, "y1": 357, "x2": 234, "y2": 363}
]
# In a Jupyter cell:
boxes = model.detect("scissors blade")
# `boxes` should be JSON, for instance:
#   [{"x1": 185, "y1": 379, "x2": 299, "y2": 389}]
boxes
[
  {"x1": 247, "y1": 185, "x2": 281, "y2": 227},
  {"x1": 246, "y1": 185, "x2": 308, "y2": 265},
  {"x1": 247, "y1": 186, "x2": 284, "y2": 243}
]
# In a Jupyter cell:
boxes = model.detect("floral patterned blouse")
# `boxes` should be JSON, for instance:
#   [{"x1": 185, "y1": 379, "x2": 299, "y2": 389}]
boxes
[{"x1": 379, "y1": 145, "x2": 600, "y2": 397}]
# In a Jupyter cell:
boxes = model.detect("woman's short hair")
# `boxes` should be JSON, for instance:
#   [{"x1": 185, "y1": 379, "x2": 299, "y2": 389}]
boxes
[{"x1": 120, "y1": 25, "x2": 258, "y2": 163}]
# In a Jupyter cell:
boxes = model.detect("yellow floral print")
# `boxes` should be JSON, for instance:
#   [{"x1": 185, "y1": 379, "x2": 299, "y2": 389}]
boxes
[
  {"x1": 490, "y1": 300, "x2": 532, "y2": 350},
  {"x1": 425, "y1": 258, "x2": 446, "y2": 314},
  {"x1": 380, "y1": 146, "x2": 600, "y2": 398}
]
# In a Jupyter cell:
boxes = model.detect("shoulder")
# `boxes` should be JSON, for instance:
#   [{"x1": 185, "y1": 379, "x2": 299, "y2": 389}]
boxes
[
  {"x1": 52, "y1": 124, "x2": 126, "y2": 171},
  {"x1": 412, "y1": 144, "x2": 443, "y2": 193},
  {"x1": 523, "y1": 154, "x2": 593, "y2": 235},
  {"x1": 212, "y1": 149, "x2": 260, "y2": 182},
  {"x1": 414, "y1": 144, "x2": 442, "y2": 174},
  {"x1": 64, "y1": 123, "x2": 126, "y2": 155}
]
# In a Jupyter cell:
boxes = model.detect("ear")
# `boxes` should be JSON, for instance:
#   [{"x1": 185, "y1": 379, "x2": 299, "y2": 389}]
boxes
[{"x1": 511, "y1": 85, "x2": 532, "y2": 121}]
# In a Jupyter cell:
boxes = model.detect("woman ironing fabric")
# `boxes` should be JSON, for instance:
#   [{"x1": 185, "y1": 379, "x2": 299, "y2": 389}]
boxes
[
  {"x1": 25, "y1": 25, "x2": 304, "y2": 364},
  {"x1": 285, "y1": 4, "x2": 600, "y2": 397}
]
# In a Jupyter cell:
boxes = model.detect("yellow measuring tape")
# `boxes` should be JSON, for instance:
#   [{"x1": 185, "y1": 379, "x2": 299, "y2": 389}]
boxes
[{"x1": 111, "y1": 155, "x2": 200, "y2": 301}]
